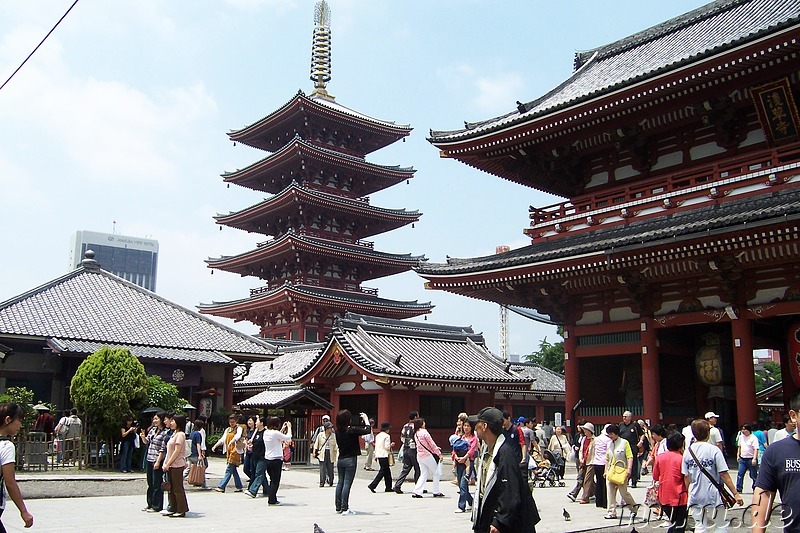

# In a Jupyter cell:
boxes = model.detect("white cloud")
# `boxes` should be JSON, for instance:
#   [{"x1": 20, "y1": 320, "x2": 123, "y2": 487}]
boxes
[{"x1": 473, "y1": 73, "x2": 524, "y2": 114}]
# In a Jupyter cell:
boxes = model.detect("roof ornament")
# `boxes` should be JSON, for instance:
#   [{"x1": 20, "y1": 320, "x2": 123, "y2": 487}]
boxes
[
  {"x1": 81, "y1": 249, "x2": 100, "y2": 271},
  {"x1": 309, "y1": 0, "x2": 334, "y2": 101}
]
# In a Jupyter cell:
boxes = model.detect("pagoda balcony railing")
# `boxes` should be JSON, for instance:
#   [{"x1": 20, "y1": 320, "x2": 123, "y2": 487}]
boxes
[
  {"x1": 529, "y1": 144, "x2": 800, "y2": 228},
  {"x1": 250, "y1": 277, "x2": 379, "y2": 297},
  {"x1": 300, "y1": 182, "x2": 371, "y2": 204},
  {"x1": 257, "y1": 229, "x2": 374, "y2": 249}
]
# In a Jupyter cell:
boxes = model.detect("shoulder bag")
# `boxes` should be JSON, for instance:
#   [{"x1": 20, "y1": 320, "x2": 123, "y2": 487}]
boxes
[
  {"x1": 687, "y1": 443, "x2": 736, "y2": 508},
  {"x1": 606, "y1": 440, "x2": 628, "y2": 485},
  {"x1": 418, "y1": 439, "x2": 440, "y2": 464}
]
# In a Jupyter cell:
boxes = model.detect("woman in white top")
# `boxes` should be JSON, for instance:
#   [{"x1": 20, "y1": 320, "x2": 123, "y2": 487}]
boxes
[
  {"x1": 736, "y1": 423, "x2": 759, "y2": 493},
  {"x1": 0, "y1": 404, "x2": 33, "y2": 529},
  {"x1": 262, "y1": 417, "x2": 293, "y2": 505},
  {"x1": 367, "y1": 422, "x2": 394, "y2": 493},
  {"x1": 548, "y1": 425, "x2": 571, "y2": 458}
]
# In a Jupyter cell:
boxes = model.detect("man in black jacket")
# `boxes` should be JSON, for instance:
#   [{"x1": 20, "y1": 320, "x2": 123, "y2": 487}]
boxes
[{"x1": 471, "y1": 407, "x2": 539, "y2": 533}]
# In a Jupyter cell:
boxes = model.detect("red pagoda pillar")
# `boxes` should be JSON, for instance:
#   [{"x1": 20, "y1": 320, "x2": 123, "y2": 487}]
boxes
[
  {"x1": 640, "y1": 319, "x2": 661, "y2": 424},
  {"x1": 731, "y1": 317, "x2": 757, "y2": 425},
  {"x1": 563, "y1": 325, "x2": 579, "y2": 424}
]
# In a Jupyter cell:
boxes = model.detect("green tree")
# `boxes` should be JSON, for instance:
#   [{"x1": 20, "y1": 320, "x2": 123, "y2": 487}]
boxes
[
  {"x1": 526, "y1": 327, "x2": 565, "y2": 374},
  {"x1": 145, "y1": 375, "x2": 184, "y2": 413},
  {"x1": 754, "y1": 360, "x2": 781, "y2": 392},
  {"x1": 0, "y1": 386, "x2": 36, "y2": 432},
  {"x1": 70, "y1": 346, "x2": 147, "y2": 438}
]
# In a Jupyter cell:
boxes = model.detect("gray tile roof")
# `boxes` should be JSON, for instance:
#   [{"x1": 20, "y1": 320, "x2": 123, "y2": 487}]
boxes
[
  {"x1": 430, "y1": 0, "x2": 800, "y2": 142},
  {"x1": 417, "y1": 187, "x2": 800, "y2": 276},
  {"x1": 235, "y1": 343, "x2": 324, "y2": 388},
  {"x1": 0, "y1": 263, "x2": 276, "y2": 360},
  {"x1": 508, "y1": 362, "x2": 566, "y2": 395},
  {"x1": 49, "y1": 339, "x2": 236, "y2": 365},
  {"x1": 293, "y1": 313, "x2": 534, "y2": 386},
  {"x1": 237, "y1": 386, "x2": 333, "y2": 410}
]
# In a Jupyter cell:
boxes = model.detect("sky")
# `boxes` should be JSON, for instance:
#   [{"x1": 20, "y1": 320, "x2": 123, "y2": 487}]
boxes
[{"x1": 0, "y1": 0, "x2": 710, "y2": 357}]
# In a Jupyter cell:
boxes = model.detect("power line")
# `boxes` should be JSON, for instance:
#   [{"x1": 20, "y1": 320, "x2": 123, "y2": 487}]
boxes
[{"x1": 0, "y1": 0, "x2": 80, "y2": 94}]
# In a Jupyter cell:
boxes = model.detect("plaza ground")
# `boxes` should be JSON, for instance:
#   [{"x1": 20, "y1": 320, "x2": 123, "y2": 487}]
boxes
[{"x1": 4, "y1": 457, "x2": 782, "y2": 532}]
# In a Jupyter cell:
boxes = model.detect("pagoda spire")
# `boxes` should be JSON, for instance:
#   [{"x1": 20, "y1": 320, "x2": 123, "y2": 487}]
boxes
[{"x1": 309, "y1": 0, "x2": 334, "y2": 100}]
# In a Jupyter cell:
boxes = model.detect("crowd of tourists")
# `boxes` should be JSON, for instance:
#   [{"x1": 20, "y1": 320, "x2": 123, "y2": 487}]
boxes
[{"x1": 555, "y1": 397, "x2": 800, "y2": 532}]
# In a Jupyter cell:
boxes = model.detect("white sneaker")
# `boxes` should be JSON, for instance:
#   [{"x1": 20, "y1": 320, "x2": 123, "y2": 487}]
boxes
[{"x1": 340, "y1": 509, "x2": 355, "y2": 516}]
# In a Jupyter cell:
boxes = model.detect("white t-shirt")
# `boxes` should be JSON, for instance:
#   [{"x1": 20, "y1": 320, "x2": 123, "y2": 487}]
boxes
[
  {"x1": 709, "y1": 426, "x2": 722, "y2": 447},
  {"x1": 0, "y1": 440, "x2": 15, "y2": 510},
  {"x1": 682, "y1": 425, "x2": 694, "y2": 445},
  {"x1": 682, "y1": 441, "x2": 728, "y2": 507},
  {"x1": 263, "y1": 429, "x2": 292, "y2": 460},
  {"x1": 738, "y1": 433, "x2": 759, "y2": 459},
  {"x1": 773, "y1": 428, "x2": 792, "y2": 442}
]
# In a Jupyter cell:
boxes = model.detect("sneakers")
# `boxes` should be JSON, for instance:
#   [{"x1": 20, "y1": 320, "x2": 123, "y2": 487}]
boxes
[
  {"x1": 340, "y1": 509, "x2": 355, "y2": 516},
  {"x1": 432, "y1": 493, "x2": 445, "y2": 498},
  {"x1": 567, "y1": 493, "x2": 577, "y2": 502},
  {"x1": 394, "y1": 488, "x2": 404, "y2": 494},
  {"x1": 368, "y1": 486, "x2": 376, "y2": 493},
  {"x1": 214, "y1": 487, "x2": 224, "y2": 493},
  {"x1": 604, "y1": 514, "x2": 618, "y2": 520},
  {"x1": 234, "y1": 488, "x2": 244, "y2": 492},
  {"x1": 411, "y1": 494, "x2": 423, "y2": 498},
  {"x1": 246, "y1": 491, "x2": 256, "y2": 498}
]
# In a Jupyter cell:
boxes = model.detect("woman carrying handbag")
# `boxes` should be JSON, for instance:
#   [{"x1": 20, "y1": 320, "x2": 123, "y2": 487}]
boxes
[{"x1": 604, "y1": 424, "x2": 638, "y2": 520}]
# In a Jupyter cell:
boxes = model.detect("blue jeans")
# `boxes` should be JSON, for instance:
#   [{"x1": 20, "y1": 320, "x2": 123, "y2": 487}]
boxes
[
  {"x1": 120, "y1": 440, "x2": 133, "y2": 472},
  {"x1": 335, "y1": 456, "x2": 357, "y2": 512},
  {"x1": 243, "y1": 452, "x2": 254, "y2": 481},
  {"x1": 247, "y1": 458, "x2": 269, "y2": 496},
  {"x1": 218, "y1": 462, "x2": 243, "y2": 491},
  {"x1": 146, "y1": 461, "x2": 164, "y2": 511},
  {"x1": 456, "y1": 461, "x2": 473, "y2": 511},
  {"x1": 736, "y1": 457, "x2": 758, "y2": 492}
]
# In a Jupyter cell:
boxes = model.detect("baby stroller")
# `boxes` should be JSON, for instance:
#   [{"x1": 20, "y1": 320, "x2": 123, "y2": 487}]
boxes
[{"x1": 530, "y1": 449, "x2": 566, "y2": 488}]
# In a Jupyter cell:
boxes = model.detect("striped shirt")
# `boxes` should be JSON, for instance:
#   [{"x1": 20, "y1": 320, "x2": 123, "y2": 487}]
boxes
[{"x1": 145, "y1": 426, "x2": 168, "y2": 463}]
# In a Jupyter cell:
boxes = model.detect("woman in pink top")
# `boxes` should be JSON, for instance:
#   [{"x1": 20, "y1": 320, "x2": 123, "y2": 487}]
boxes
[
  {"x1": 412, "y1": 418, "x2": 444, "y2": 498},
  {"x1": 590, "y1": 424, "x2": 612, "y2": 509},
  {"x1": 652, "y1": 432, "x2": 687, "y2": 533},
  {"x1": 162, "y1": 413, "x2": 189, "y2": 517}
]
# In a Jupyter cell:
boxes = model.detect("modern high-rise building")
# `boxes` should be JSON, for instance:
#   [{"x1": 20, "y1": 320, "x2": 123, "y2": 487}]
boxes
[{"x1": 68, "y1": 230, "x2": 159, "y2": 291}]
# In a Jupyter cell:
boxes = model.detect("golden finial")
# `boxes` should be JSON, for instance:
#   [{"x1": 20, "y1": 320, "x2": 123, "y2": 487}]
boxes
[{"x1": 310, "y1": 0, "x2": 334, "y2": 100}]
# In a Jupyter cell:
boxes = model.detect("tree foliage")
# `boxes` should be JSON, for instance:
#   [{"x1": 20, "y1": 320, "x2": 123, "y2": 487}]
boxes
[
  {"x1": 526, "y1": 327, "x2": 565, "y2": 374},
  {"x1": 0, "y1": 386, "x2": 36, "y2": 432},
  {"x1": 754, "y1": 360, "x2": 781, "y2": 392},
  {"x1": 70, "y1": 346, "x2": 147, "y2": 438},
  {"x1": 145, "y1": 375, "x2": 184, "y2": 413}
]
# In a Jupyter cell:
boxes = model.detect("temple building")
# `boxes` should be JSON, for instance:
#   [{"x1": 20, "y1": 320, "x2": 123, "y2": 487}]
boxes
[
  {"x1": 200, "y1": 0, "x2": 432, "y2": 341},
  {"x1": 418, "y1": 0, "x2": 800, "y2": 438}
]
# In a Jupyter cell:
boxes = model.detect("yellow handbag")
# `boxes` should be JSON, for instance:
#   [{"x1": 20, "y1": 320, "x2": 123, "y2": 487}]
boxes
[{"x1": 607, "y1": 460, "x2": 628, "y2": 485}]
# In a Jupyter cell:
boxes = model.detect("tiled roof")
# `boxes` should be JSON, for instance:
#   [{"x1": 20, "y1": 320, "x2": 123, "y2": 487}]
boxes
[
  {"x1": 237, "y1": 386, "x2": 333, "y2": 410},
  {"x1": 508, "y1": 362, "x2": 566, "y2": 395},
  {"x1": 49, "y1": 339, "x2": 236, "y2": 365},
  {"x1": 0, "y1": 263, "x2": 276, "y2": 359},
  {"x1": 294, "y1": 313, "x2": 533, "y2": 386},
  {"x1": 200, "y1": 283, "x2": 433, "y2": 314},
  {"x1": 417, "y1": 187, "x2": 800, "y2": 276},
  {"x1": 430, "y1": 0, "x2": 800, "y2": 142},
  {"x1": 206, "y1": 229, "x2": 427, "y2": 269},
  {"x1": 235, "y1": 343, "x2": 324, "y2": 388}
]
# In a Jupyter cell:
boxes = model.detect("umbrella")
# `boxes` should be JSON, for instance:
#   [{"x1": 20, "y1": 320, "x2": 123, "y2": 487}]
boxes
[
  {"x1": 140, "y1": 406, "x2": 162, "y2": 415},
  {"x1": 33, "y1": 404, "x2": 50, "y2": 411},
  {"x1": 183, "y1": 403, "x2": 197, "y2": 411}
]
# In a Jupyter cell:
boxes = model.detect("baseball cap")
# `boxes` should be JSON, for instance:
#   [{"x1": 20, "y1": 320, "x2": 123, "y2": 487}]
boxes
[
  {"x1": 322, "y1": 415, "x2": 330, "y2": 420},
  {"x1": 704, "y1": 411, "x2": 720, "y2": 419},
  {"x1": 516, "y1": 416, "x2": 526, "y2": 425},
  {"x1": 468, "y1": 407, "x2": 504, "y2": 426}
]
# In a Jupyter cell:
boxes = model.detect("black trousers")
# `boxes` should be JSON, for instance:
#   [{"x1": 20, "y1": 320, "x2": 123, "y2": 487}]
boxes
[
  {"x1": 368, "y1": 457, "x2": 392, "y2": 491},
  {"x1": 393, "y1": 447, "x2": 420, "y2": 489},
  {"x1": 593, "y1": 464, "x2": 607, "y2": 508},
  {"x1": 661, "y1": 504, "x2": 687, "y2": 533},
  {"x1": 265, "y1": 458, "x2": 283, "y2": 504}
]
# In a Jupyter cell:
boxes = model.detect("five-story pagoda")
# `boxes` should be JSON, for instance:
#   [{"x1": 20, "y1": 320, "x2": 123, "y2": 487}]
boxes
[{"x1": 200, "y1": 1, "x2": 432, "y2": 342}]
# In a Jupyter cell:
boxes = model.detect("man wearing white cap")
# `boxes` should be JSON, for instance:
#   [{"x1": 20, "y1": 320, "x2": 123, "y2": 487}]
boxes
[
  {"x1": 705, "y1": 411, "x2": 725, "y2": 454},
  {"x1": 310, "y1": 414, "x2": 331, "y2": 448}
]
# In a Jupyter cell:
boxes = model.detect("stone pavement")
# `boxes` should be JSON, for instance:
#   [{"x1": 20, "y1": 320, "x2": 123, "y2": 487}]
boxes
[{"x1": 3, "y1": 458, "x2": 776, "y2": 532}]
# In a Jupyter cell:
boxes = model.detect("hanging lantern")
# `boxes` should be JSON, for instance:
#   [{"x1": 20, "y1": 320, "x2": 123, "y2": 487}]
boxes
[
  {"x1": 695, "y1": 332, "x2": 723, "y2": 386},
  {"x1": 788, "y1": 320, "x2": 800, "y2": 387}
]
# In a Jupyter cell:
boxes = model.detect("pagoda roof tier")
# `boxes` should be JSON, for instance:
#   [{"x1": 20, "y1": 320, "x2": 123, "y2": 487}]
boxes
[
  {"x1": 214, "y1": 182, "x2": 421, "y2": 239},
  {"x1": 417, "y1": 185, "x2": 800, "y2": 307},
  {"x1": 229, "y1": 91, "x2": 412, "y2": 157},
  {"x1": 207, "y1": 230, "x2": 426, "y2": 282},
  {"x1": 198, "y1": 284, "x2": 433, "y2": 322},
  {"x1": 222, "y1": 137, "x2": 415, "y2": 196},
  {"x1": 428, "y1": 0, "x2": 800, "y2": 193}
]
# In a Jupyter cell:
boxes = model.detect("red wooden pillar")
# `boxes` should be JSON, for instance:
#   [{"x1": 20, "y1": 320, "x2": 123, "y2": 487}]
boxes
[
  {"x1": 731, "y1": 318, "x2": 757, "y2": 425},
  {"x1": 640, "y1": 319, "x2": 661, "y2": 424},
  {"x1": 564, "y1": 325, "x2": 579, "y2": 420},
  {"x1": 224, "y1": 366, "x2": 234, "y2": 410},
  {"x1": 377, "y1": 388, "x2": 391, "y2": 426}
]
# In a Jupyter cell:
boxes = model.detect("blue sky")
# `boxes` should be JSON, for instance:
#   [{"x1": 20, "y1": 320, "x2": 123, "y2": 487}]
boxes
[{"x1": 0, "y1": 0, "x2": 708, "y2": 356}]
